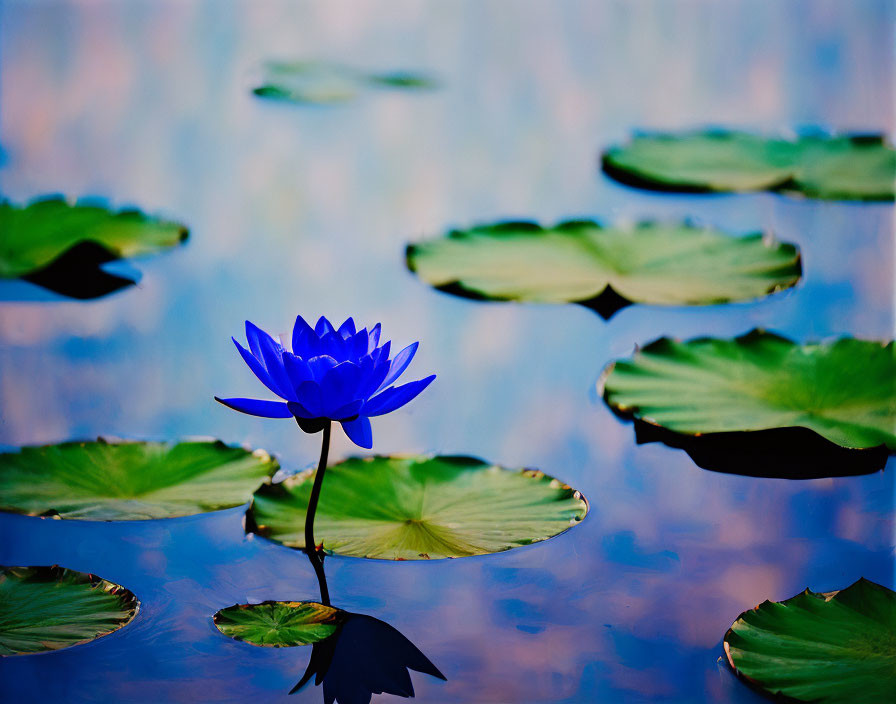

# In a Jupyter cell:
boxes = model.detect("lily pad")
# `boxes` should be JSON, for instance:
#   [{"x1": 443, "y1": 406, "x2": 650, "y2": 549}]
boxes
[
  {"x1": 600, "y1": 331, "x2": 896, "y2": 452},
  {"x1": 601, "y1": 131, "x2": 896, "y2": 201},
  {"x1": 0, "y1": 565, "x2": 139, "y2": 656},
  {"x1": 0, "y1": 196, "x2": 188, "y2": 284},
  {"x1": 406, "y1": 220, "x2": 800, "y2": 319},
  {"x1": 247, "y1": 455, "x2": 588, "y2": 560},
  {"x1": 0, "y1": 439, "x2": 278, "y2": 521},
  {"x1": 214, "y1": 601, "x2": 346, "y2": 647},
  {"x1": 724, "y1": 578, "x2": 896, "y2": 703},
  {"x1": 253, "y1": 61, "x2": 436, "y2": 105}
]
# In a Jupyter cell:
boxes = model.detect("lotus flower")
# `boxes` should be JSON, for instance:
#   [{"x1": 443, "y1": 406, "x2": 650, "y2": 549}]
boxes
[{"x1": 216, "y1": 316, "x2": 435, "y2": 449}]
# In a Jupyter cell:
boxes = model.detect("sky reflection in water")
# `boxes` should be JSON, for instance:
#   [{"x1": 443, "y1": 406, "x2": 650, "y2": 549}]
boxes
[{"x1": 0, "y1": 1, "x2": 893, "y2": 702}]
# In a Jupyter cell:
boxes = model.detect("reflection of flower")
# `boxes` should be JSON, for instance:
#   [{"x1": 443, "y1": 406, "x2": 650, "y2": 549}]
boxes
[
  {"x1": 216, "y1": 316, "x2": 435, "y2": 448},
  {"x1": 291, "y1": 612, "x2": 446, "y2": 703}
]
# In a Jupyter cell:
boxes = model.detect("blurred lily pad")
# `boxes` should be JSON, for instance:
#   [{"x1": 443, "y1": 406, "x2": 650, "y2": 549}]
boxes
[
  {"x1": 0, "y1": 439, "x2": 278, "y2": 521},
  {"x1": 0, "y1": 565, "x2": 139, "y2": 656},
  {"x1": 253, "y1": 61, "x2": 437, "y2": 105},
  {"x1": 724, "y1": 578, "x2": 896, "y2": 703},
  {"x1": 601, "y1": 331, "x2": 896, "y2": 452},
  {"x1": 214, "y1": 601, "x2": 346, "y2": 647},
  {"x1": 406, "y1": 220, "x2": 800, "y2": 319},
  {"x1": 601, "y1": 131, "x2": 896, "y2": 200},
  {"x1": 0, "y1": 197, "x2": 187, "y2": 298},
  {"x1": 248, "y1": 455, "x2": 588, "y2": 560}
]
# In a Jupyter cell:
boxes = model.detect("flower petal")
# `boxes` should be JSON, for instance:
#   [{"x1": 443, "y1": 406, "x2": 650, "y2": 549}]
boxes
[
  {"x1": 282, "y1": 352, "x2": 313, "y2": 391},
  {"x1": 349, "y1": 328, "x2": 369, "y2": 359},
  {"x1": 337, "y1": 317, "x2": 356, "y2": 339},
  {"x1": 320, "y1": 331, "x2": 348, "y2": 361},
  {"x1": 341, "y1": 415, "x2": 372, "y2": 449},
  {"x1": 232, "y1": 338, "x2": 285, "y2": 398},
  {"x1": 295, "y1": 381, "x2": 324, "y2": 417},
  {"x1": 307, "y1": 355, "x2": 339, "y2": 382},
  {"x1": 377, "y1": 342, "x2": 419, "y2": 392},
  {"x1": 245, "y1": 320, "x2": 277, "y2": 360},
  {"x1": 315, "y1": 316, "x2": 335, "y2": 336},
  {"x1": 292, "y1": 315, "x2": 316, "y2": 357},
  {"x1": 359, "y1": 354, "x2": 391, "y2": 398},
  {"x1": 329, "y1": 399, "x2": 363, "y2": 420},
  {"x1": 286, "y1": 400, "x2": 315, "y2": 419},
  {"x1": 320, "y1": 362, "x2": 363, "y2": 415},
  {"x1": 368, "y1": 323, "x2": 382, "y2": 352},
  {"x1": 215, "y1": 396, "x2": 292, "y2": 418},
  {"x1": 363, "y1": 375, "x2": 436, "y2": 417}
]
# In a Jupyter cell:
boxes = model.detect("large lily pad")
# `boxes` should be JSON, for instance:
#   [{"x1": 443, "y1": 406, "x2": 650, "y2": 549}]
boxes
[
  {"x1": 0, "y1": 439, "x2": 278, "y2": 521},
  {"x1": 248, "y1": 455, "x2": 588, "y2": 560},
  {"x1": 601, "y1": 131, "x2": 896, "y2": 201},
  {"x1": 253, "y1": 61, "x2": 436, "y2": 105},
  {"x1": 0, "y1": 196, "x2": 188, "y2": 282},
  {"x1": 214, "y1": 601, "x2": 346, "y2": 647},
  {"x1": 601, "y1": 331, "x2": 896, "y2": 452},
  {"x1": 406, "y1": 220, "x2": 800, "y2": 319},
  {"x1": 724, "y1": 578, "x2": 896, "y2": 703},
  {"x1": 0, "y1": 565, "x2": 139, "y2": 656}
]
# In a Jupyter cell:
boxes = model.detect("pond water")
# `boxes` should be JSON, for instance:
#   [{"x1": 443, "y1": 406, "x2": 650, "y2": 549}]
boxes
[{"x1": 0, "y1": 1, "x2": 893, "y2": 702}]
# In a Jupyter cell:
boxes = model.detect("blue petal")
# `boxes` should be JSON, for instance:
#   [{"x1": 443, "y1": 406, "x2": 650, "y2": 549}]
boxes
[
  {"x1": 368, "y1": 323, "x2": 382, "y2": 352},
  {"x1": 377, "y1": 342, "x2": 418, "y2": 392},
  {"x1": 349, "y1": 328, "x2": 369, "y2": 359},
  {"x1": 292, "y1": 315, "x2": 316, "y2": 356},
  {"x1": 337, "y1": 317, "x2": 356, "y2": 339},
  {"x1": 295, "y1": 381, "x2": 324, "y2": 417},
  {"x1": 215, "y1": 396, "x2": 292, "y2": 418},
  {"x1": 232, "y1": 338, "x2": 285, "y2": 399},
  {"x1": 363, "y1": 375, "x2": 435, "y2": 417},
  {"x1": 371, "y1": 341, "x2": 391, "y2": 365},
  {"x1": 245, "y1": 320, "x2": 277, "y2": 360},
  {"x1": 341, "y1": 415, "x2": 372, "y2": 449},
  {"x1": 315, "y1": 316, "x2": 335, "y2": 336},
  {"x1": 286, "y1": 400, "x2": 315, "y2": 419},
  {"x1": 320, "y1": 362, "x2": 362, "y2": 415},
  {"x1": 307, "y1": 355, "x2": 339, "y2": 381},
  {"x1": 283, "y1": 352, "x2": 313, "y2": 392},
  {"x1": 320, "y1": 331, "x2": 348, "y2": 361},
  {"x1": 359, "y1": 354, "x2": 391, "y2": 398},
  {"x1": 256, "y1": 340, "x2": 295, "y2": 401},
  {"x1": 329, "y1": 399, "x2": 363, "y2": 420}
]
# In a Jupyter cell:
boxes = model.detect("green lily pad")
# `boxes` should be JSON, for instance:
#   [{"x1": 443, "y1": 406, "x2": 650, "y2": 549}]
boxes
[
  {"x1": 0, "y1": 439, "x2": 278, "y2": 521},
  {"x1": 0, "y1": 196, "x2": 188, "y2": 279},
  {"x1": 248, "y1": 455, "x2": 588, "y2": 560},
  {"x1": 600, "y1": 331, "x2": 896, "y2": 451},
  {"x1": 0, "y1": 565, "x2": 139, "y2": 656},
  {"x1": 253, "y1": 61, "x2": 436, "y2": 105},
  {"x1": 601, "y1": 131, "x2": 896, "y2": 201},
  {"x1": 724, "y1": 578, "x2": 896, "y2": 703},
  {"x1": 214, "y1": 601, "x2": 346, "y2": 647},
  {"x1": 406, "y1": 220, "x2": 800, "y2": 318}
]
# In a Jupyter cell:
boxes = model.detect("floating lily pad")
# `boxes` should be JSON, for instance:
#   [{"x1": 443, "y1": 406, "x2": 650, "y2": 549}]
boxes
[
  {"x1": 253, "y1": 61, "x2": 436, "y2": 105},
  {"x1": 406, "y1": 220, "x2": 800, "y2": 319},
  {"x1": 0, "y1": 439, "x2": 278, "y2": 521},
  {"x1": 0, "y1": 197, "x2": 188, "y2": 298},
  {"x1": 214, "y1": 601, "x2": 346, "y2": 647},
  {"x1": 601, "y1": 331, "x2": 896, "y2": 453},
  {"x1": 0, "y1": 565, "x2": 139, "y2": 656},
  {"x1": 724, "y1": 578, "x2": 896, "y2": 703},
  {"x1": 601, "y1": 131, "x2": 896, "y2": 201},
  {"x1": 248, "y1": 455, "x2": 588, "y2": 560}
]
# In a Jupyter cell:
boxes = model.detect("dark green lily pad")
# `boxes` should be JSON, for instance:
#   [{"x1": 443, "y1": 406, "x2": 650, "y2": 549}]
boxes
[
  {"x1": 0, "y1": 439, "x2": 278, "y2": 521},
  {"x1": 253, "y1": 61, "x2": 436, "y2": 105},
  {"x1": 214, "y1": 601, "x2": 346, "y2": 647},
  {"x1": 600, "y1": 331, "x2": 896, "y2": 452},
  {"x1": 0, "y1": 565, "x2": 139, "y2": 656},
  {"x1": 0, "y1": 196, "x2": 188, "y2": 280},
  {"x1": 248, "y1": 455, "x2": 588, "y2": 560},
  {"x1": 724, "y1": 578, "x2": 896, "y2": 703},
  {"x1": 406, "y1": 220, "x2": 800, "y2": 319},
  {"x1": 601, "y1": 131, "x2": 896, "y2": 201}
]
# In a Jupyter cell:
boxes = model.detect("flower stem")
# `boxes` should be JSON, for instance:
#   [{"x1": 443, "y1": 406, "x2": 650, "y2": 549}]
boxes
[{"x1": 305, "y1": 420, "x2": 331, "y2": 605}]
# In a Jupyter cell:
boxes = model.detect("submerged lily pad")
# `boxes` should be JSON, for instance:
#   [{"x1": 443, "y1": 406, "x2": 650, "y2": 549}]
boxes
[
  {"x1": 214, "y1": 601, "x2": 346, "y2": 647},
  {"x1": 248, "y1": 455, "x2": 588, "y2": 560},
  {"x1": 0, "y1": 439, "x2": 278, "y2": 521},
  {"x1": 0, "y1": 565, "x2": 139, "y2": 656},
  {"x1": 253, "y1": 61, "x2": 436, "y2": 105},
  {"x1": 601, "y1": 131, "x2": 896, "y2": 200},
  {"x1": 0, "y1": 197, "x2": 188, "y2": 292},
  {"x1": 724, "y1": 578, "x2": 896, "y2": 703},
  {"x1": 406, "y1": 220, "x2": 800, "y2": 319},
  {"x1": 601, "y1": 331, "x2": 896, "y2": 452}
]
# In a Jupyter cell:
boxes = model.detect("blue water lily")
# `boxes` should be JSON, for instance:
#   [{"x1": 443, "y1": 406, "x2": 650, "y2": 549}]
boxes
[{"x1": 216, "y1": 316, "x2": 435, "y2": 449}]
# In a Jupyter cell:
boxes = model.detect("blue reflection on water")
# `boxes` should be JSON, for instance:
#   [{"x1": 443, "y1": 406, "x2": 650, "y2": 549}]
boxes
[{"x1": 0, "y1": 0, "x2": 894, "y2": 702}]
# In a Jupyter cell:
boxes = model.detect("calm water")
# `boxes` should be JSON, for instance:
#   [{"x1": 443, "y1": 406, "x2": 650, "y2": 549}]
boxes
[{"x1": 0, "y1": 1, "x2": 894, "y2": 702}]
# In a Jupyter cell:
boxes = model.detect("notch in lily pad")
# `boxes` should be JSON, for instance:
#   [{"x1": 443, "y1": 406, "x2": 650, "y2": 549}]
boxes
[
  {"x1": 246, "y1": 455, "x2": 588, "y2": 560},
  {"x1": 252, "y1": 61, "x2": 437, "y2": 105},
  {"x1": 0, "y1": 196, "x2": 188, "y2": 299},
  {"x1": 601, "y1": 130, "x2": 896, "y2": 201},
  {"x1": 724, "y1": 578, "x2": 896, "y2": 703},
  {"x1": 0, "y1": 565, "x2": 139, "y2": 656},
  {"x1": 600, "y1": 330, "x2": 894, "y2": 478},
  {"x1": 406, "y1": 219, "x2": 801, "y2": 319},
  {"x1": 0, "y1": 439, "x2": 278, "y2": 521}
]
